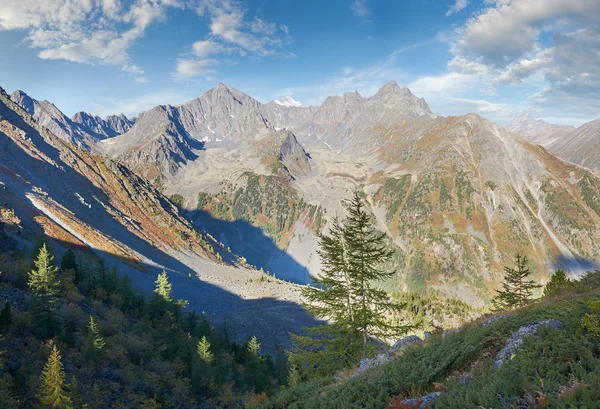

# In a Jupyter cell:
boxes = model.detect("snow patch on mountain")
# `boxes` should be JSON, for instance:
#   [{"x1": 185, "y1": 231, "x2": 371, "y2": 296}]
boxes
[{"x1": 274, "y1": 96, "x2": 303, "y2": 108}]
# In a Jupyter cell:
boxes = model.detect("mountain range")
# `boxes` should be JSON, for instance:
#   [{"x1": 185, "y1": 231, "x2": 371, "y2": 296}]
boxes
[
  {"x1": 508, "y1": 112, "x2": 600, "y2": 171},
  {"x1": 4, "y1": 82, "x2": 600, "y2": 309}
]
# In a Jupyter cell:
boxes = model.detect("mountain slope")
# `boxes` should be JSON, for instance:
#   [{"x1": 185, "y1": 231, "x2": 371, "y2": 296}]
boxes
[
  {"x1": 507, "y1": 113, "x2": 574, "y2": 147},
  {"x1": 0, "y1": 85, "x2": 313, "y2": 349},
  {"x1": 549, "y1": 118, "x2": 600, "y2": 171}
]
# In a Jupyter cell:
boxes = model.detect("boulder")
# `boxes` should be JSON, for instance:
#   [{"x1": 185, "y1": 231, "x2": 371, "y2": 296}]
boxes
[
  {"x1": 399, "y1": 392, "x2": 443, "y2": 408},
  {"x1": 356, "y1": 353, "x2": 393, "y2": 375},
  {"x1": 390, "y1": 335, "x2": 423, "y2": 355},
  {"x1": 494, "y1": 319, "x2": 562, "y2": 369}
]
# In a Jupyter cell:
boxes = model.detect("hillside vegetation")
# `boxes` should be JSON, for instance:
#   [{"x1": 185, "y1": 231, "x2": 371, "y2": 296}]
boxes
[{"x1": 262, "y1": 271, "x2": 600, "y2": 408}]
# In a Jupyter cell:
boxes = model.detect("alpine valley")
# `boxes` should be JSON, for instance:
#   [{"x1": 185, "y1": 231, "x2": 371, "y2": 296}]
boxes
[{"x1": 3, "y1": 80, "x2": 600, "y2": 317}]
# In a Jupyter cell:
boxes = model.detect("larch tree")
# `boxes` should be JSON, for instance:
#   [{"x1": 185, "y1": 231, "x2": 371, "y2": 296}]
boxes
[
  {"x1": 197, "y1": 336, "x2": 214, "y2": 364},
  {"x1": 154, "y1": 271, "x2": 172, "y2": 302},
  {"x1": 494, "y1": 253, "x2": 542, "y2": 310},
  {"x1": 287, "y1": 363, "x2": 301, "y2": 388},
  {"x1": 247, "y1": 336, "x2": 261, "y2": 357},
  {"x1": 88, "y1": 315, "x2": 106, "y2": 351},
  {"x1": 28, "y1": 244, "x2": 61, "y2": 338},
  {"x1": 39, "y1": 343, "x2": 71, "y2": 408}
]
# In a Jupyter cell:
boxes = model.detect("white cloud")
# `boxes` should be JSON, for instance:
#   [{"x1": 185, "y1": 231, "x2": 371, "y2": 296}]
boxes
[
  {"x1": 351, "y1": 0, "x2": 370, "y2": 18},
  {"x1": 0, "y1": 0, "x2": 183, "y2": 81},
  {"x1": 174, "y1": 58, "x2": 218, "y2": 79},
  {"x1": 447, "y1": 0, "x2": 600, "y2": 123},
  {"x1": 192, "y1": 40, "x2": 223, "y2": 58},
  {"x1": 453, "y1": 0, "x2": 600, "y2": 67},
  {"x1": 175, "y1": 0, "x2": 291, "y2": 78},
  {"x1": 196, "y1": 0, "x2": 290, "y2": 54},
  {"x1": 446, "y1": 0, "x2": 468, "y2": 17}
]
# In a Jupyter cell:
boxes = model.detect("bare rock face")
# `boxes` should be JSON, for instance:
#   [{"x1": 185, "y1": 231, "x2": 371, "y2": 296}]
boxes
[
  {"x1": 494, "y1": 319, "x2": 563, "y2": 369},
  {"x1": 72, "y1": 111, "x2": 134, "y2": 139},
  {"x1": 9, "y1": 90, "x2": 100, "y2": 148},
  {"x1": 279, "y1": 132, "x2": 311, "y2": 178}
]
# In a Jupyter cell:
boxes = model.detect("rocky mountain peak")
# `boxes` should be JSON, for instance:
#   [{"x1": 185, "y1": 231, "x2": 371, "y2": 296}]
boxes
[
  {"x1": 507, "y1": 113, "x2": 545, "y2": 131},
  {"x1": 368, "y1": 82, "x2": 433, "y2": 117},
  {"x1": 10, "y1": 90, "x2": 36, "y2": 116}
]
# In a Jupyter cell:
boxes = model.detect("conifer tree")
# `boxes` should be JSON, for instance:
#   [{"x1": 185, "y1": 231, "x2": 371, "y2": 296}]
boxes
[
  {"x1": 28, "y1": 244, "x2": 61, "y2": 337},
  {"x1": 104, "y1": 263, "x2": 118, "y2": 294},
  {"x1": 197, "y1": 336, "x2": 214, "y2": 364},
  {"x1": 247, "y1": 336, "x2": 261, "y2": 357},
  {"x1": 543, "y1": 269, "x2": 569, "y2": 297},
  {"x1": 40, "y1": 343, "x2": 71, "y2": 408},
  {"x1": 493, "y1": 253, "x2": 542, "y2": 310},
  {"x1": 154, "y1": 271, "x2": 172, "y2": 302},
  {"x1": 88, "y1": 315, "x2": 106, "y2": 350},
  {"x1": 287, "y1": 363, "x2": 301, "y2": 388},
  {"x1": 291, "y1": 217, "x2": 363, "y2": 375},
  {"x1": 0, "y1": 300, "x2": 11, "y2": 329},
  {"x1": 60, "y1": 249, "x2": 78, "y2": 283},
  {"x1": 292, "y1": 191, "x2": 409, "y2": 376},
  {"x1": 343, "y1": 190, "x2": 408, "y2": 348},
  {"x1": 118, "y1": 272, "x2": 135, "y2": 311}
]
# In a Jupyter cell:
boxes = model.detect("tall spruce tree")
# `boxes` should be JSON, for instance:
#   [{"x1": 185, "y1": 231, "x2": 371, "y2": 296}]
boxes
[
  {"x1": 493, "y1": 253, "x2": 542, "y2": 310},
  {"x1": 60, "y1": 249, "x2": 78, "y2": 283},
  {"x1": 292, "y1": 191, "x2": 409, "y2": 377},
  {"x1": 28, "y1": 244, "x2": 61, "y2": 338},
  {"x1": 291, "y1": 217, "x2": 363, "y2": 376},
  {"x1": 39, "y1": 343, "x2": 71, "y2": 408},
  {"x1": 343, "y1": 190, "x2": 408, "y2": 348}
]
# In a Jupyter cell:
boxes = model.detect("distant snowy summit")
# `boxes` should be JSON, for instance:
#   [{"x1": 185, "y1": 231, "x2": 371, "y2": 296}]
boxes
[{"x1": 273, "y1": 96, "x2": 303, "y2": 108}]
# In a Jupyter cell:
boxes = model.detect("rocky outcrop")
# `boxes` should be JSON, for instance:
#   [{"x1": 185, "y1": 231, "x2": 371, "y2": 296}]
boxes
[
  {"x1": 495, "y1": 319, "x2": 563, "y2": 369},
  {"x1": 279, "y1": 132, "x2": 311, "y2": 178},
  {"x1": 356, "y1": 353, "x2": 393, "y2": 376},
  {"x1": 390, "y1": 335, "x2": 423, "y2": 355}
]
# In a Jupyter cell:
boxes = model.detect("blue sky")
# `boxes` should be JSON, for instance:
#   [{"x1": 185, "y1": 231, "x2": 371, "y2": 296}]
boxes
[{"x1": 0, "y1": 0, "x2": 599, "y2": 126}]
